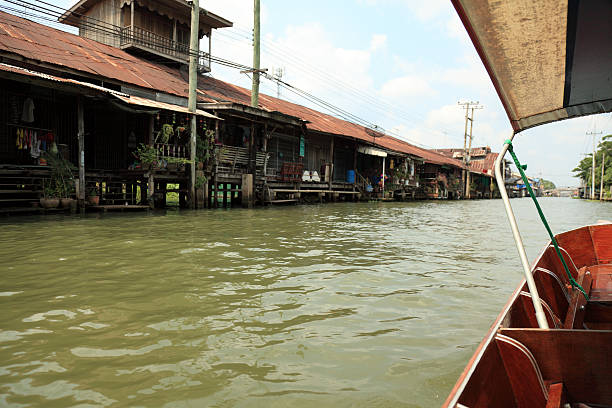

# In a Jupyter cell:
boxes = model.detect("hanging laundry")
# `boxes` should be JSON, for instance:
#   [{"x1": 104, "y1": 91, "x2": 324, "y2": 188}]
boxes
[
  {"x1": 22, "y1": 98, "x2": 35, "y2": 123},
  {"x1": 30, "y1": 131, "x2": 41, "y2": 158}
]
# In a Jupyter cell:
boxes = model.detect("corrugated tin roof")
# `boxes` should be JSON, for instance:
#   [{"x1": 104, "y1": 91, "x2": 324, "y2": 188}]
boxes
[
  {"x1": 113, "y1": 94, "x2": 221, "y2": 119},
  {"x1": 0, "y1": 10, "x2": 465, "y2": 169},
  {"x1": 435, "y1": 147, "x2": 497, "y2": 176},
  {"x1": 0, "y1": 63, "x2": 221, "y2": 119}
]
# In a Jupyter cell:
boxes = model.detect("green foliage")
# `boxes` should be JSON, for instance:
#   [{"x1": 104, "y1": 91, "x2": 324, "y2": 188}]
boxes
[
  {"x1": 135, "y1": 143, "x2": 160, "y2": 168},
  {"x1": 165, "y1": 156, "x2": 192, "y2": 165},
  {"x1": 540, "y1": 179, "x2": 556, "y2": 190},
  {"x1": 155, "y1": 124, "x2": 174, "y2": 144},
  {"x1": 196, "y1": 126, "x2": 218, "y2": 169},
  {"x1": 195, "y1": 174, "x2": 207, "y2": 189},
  {"x1": 573, "y1": 137, "x2": 612, "y2": 191},
  {"x1": 43, "y1": 150, "x2": 76, "y2": 198}
]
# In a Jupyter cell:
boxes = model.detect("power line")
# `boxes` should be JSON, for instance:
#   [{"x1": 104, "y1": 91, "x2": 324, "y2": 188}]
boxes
[
  {"x1": 216, "y1": 26, "x2": 466, "y2": 144},
  {"x1": 6, "y1": 1, "x2": 439, "y2": 149}
]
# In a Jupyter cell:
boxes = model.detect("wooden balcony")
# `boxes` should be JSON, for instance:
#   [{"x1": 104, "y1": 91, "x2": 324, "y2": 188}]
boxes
[{"x1": 119, "y1": 26, "x2": 211, "y2": 72}]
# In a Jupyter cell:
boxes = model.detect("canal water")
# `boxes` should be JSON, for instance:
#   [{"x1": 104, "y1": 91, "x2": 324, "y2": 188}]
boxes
[{"x1": 1, "y1": 198, "x2": 611, "y2": 407}]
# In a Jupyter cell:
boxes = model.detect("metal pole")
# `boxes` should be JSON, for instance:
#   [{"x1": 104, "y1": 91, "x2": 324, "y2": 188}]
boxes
[
  {"x1": 188, "y1": 0, "x2": 199, "y2": 209},
  {"x1": 495, "y1": 134, "x2": 549, "y2": 329},
  {"x1": 251, "y1": 0, "x2": 260, "y2": 107}
]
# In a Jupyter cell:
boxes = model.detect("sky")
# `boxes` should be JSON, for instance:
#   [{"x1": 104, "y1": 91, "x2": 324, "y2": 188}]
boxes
[{"x1": 3, "y1": 0, "x2": 611, "y2": 187}]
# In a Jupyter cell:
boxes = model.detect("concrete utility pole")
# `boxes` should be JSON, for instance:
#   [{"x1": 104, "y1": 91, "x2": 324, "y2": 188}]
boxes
[
  {"x1": 601, "y1": 151, "x2": 605, "y2": 201},
  {"x1": 251, "y1": 0, "x2": 261, "y2": 107},
  {"x1": 458, "y1": 101, "x2": 483, "y2": 198},
  {"x1": 587, "y1": 130, "x2": 602, "y2": 200},
  {"x1": 188, "y1": 0, "x2": 200, "y2": 209}
]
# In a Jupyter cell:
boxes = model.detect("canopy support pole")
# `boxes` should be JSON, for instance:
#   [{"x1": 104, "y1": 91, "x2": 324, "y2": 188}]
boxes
[{"x1": 494, "y1": 133, "x2": 549, "y2": 329}]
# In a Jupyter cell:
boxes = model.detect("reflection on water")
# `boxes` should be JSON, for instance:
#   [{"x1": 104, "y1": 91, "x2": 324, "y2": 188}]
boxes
[{"x1": 1, "y1": 198, "x2": 610, "y2": 407}]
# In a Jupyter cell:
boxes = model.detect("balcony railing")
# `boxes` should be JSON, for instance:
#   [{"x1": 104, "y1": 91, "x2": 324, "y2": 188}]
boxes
[{"x1": 120, "y1": 26, "x2": 211, "y2": 72}]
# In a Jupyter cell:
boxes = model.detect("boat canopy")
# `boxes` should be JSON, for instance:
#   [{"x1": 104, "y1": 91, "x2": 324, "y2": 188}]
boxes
[{"x1": 451, "y1": 0, "x2": 612, "y2": 133}]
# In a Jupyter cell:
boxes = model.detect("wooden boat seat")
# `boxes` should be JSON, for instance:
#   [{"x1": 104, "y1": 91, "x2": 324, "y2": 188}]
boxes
[
  {"x1": 495, "y1": 333, "x2": 548, "y2": 407},
  {"x1": 533, "y1": 267, "x2": 571, "y2": 319},
  {"x1": 499, "y1": 328, "x2": 612, "y2": 407},
  {"x1": 503, "y1": 291, "x2": 561, "y2": 329}
]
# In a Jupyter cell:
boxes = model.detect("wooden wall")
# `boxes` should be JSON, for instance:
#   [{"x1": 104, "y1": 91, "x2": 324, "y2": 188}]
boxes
[
  {"x1": 84, "y1": 102, "x2": 149, "y2": 170},
  {"x1": 80, "y1": 0, "x2": 121, "y2": 47},
  {"x1": 304, "y1": 132, "x2": 331, "y2": 174},
  {"x1": 0, "y1": 79, "x2": 78, "y2": 166}
]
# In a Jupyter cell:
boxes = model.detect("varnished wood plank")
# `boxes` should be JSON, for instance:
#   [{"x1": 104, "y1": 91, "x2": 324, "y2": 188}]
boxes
[
  {"x1": 545, "y1": 383, "x2": 566, "y2": 408},
  {"x1": 495, "y1": 334, "x2": 547, "y2": 408},
  {"x1": 587, "y1": 264, "x2": 612, "y2": 301},
  {"x1": 563, "y1": 267, "x2": 592, "y2": 329},
  {"x1": 555, "y1": 226, "x2": 597, "y2": 269},
  {"x1": 589, "y1": 224, "x2": 612, "y2": 265},
  {"x1": 499, "y1": 328, "x2": 612, "y2": 406}
]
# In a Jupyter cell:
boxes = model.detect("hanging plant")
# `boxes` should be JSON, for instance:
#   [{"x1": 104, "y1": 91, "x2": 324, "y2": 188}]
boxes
[
  {"x1": 196, "y1": 126, "x2": 218, "y2": 170},
  {"x1": 155, "y1": 124, "x2": 174, "y2": 144}
]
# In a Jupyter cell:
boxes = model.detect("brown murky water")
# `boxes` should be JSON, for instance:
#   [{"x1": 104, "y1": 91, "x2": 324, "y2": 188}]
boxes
[{"x1": 1, "y1": 198, "x2": 611, "y2": 407}]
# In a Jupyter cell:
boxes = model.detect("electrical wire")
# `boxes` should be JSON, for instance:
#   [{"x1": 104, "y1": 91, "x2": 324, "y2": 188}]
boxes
[
  {"x1": 5, "y1": 1, "x2": 441, "y2": 149},
  {"x1": 216, "y1": 27, "x2": 466, "y2": 144}
]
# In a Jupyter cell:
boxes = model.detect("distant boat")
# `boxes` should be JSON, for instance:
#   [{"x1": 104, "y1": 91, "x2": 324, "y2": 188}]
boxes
[{"x1": 444, "y1": 0, "x2": 612, "y2": 406}]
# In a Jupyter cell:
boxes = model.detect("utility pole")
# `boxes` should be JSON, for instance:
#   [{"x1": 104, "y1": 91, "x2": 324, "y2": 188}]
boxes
[
  {"x1": 188, "y1": 0, "x2": 200, "y2": 209},
  {"x1": 275, "y1": 67, "x2": 284, "y2": 99},
  {"x1": 251, "y1": 0, "x2": 260, "y2": 107},
  {"x1": 587, "y1": 130, "x2": 602, "y2": 200},
  {"x1": 601, "y1": 151, "x2": 605, "y2": 201},
  {"x1": 458, "y1": 101, "x2": 483, "y2": 199}
]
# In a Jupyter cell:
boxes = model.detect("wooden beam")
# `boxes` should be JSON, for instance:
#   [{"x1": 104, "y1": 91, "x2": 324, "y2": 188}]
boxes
[
  {"x1": 77, "y1": 96, "x2": 85, "y2": 204},
  {"x1": 563, "y1": 267, "x2": 592, "y2": 329},
  {"x1": 130, "y1": 0, "x2": 134, "y2": 30},
  {"x1": 329, "y1": 136, "x2": 334, "y2": 189}
]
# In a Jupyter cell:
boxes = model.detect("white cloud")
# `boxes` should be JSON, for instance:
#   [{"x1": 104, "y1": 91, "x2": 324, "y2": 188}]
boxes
[
  {"x1": 404, "y1": 0, "x2": 449, "y2": 22},
  {"x1": 388, "y1": 124, "x2": 454, "y2": 148},
  {"x1": 260, "y1": 23, "x2": 376, "y2": 98},
  {"x1": 426, "y1": 104, "x2": 465, "y2": 130},
  {"x1": 446, "y1": 13, "x2": 470, "y2": 43},
  {"x1": 359, "y1": 0, "x2": 450, "y2": 22},
  {"x1": 203, "y1": 0, "x2": 259, "y2": 28},
  {"x1": 370, "y1": 34, "x2": 387, "y2": 52},
  {"x1": 379, "y1": 75, "x2": 436, "y2": 101}
]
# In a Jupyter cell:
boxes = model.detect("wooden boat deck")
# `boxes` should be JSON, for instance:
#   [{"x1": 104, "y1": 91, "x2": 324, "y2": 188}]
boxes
[
  {"x1": 445, "y1": 224, "x2": 612, "y2": 408},
  {"x1": 588, "y1": 264, "x2": 612, "y2": 302}
]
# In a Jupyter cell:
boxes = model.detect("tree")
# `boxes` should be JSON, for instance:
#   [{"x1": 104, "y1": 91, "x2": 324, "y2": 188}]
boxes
[
  {"x1": 541, "y1": 179, "x2": 556, "y2": 190},
  {"x1": 573, "y1": 135, "x2": 612, "y2": 193}
]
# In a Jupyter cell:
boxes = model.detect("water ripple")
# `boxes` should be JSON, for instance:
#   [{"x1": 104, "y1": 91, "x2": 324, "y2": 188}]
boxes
[{"x1": 0, "y1": 199, "x2": 610, "y2": 407}]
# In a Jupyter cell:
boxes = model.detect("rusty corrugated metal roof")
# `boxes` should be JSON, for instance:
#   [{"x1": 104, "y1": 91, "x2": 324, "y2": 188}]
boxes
[
  {"x1": 435, "y1": 147, "x2": 497, "y2": 176},
  {"x1": 0, "y1": 63, "x2": 221, "y2": 119},
  {"x1": 0, "y1": 11, "x2": 465, "y2": 169}
]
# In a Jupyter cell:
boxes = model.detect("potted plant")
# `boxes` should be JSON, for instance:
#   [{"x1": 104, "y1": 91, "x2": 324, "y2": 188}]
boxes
[
  {"x1": 135, "y1": 143, "x2": 160, "y2": 170},
  {"x1": 41, "y1": 148, "x2": 76, "y2": 208},
  {"x1": 88, "y1": 187, "x2": 100, "y2": 206},
  {"x1": 40, "y1": 179, "x2": 60, "y2": 208}
]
